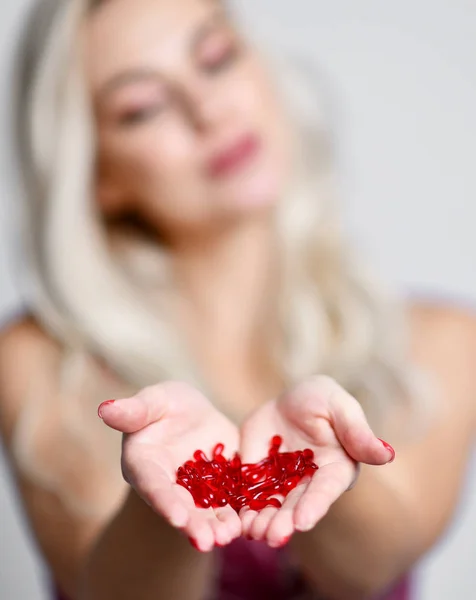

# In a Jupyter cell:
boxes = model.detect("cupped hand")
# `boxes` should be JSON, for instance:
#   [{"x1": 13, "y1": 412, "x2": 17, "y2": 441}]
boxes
[
  {"x1": 98, "y1": 381, "x2": 241, "y2": 552},
  {"x1": 239, "y1": 376, "x2": 395, "y2": 547}
]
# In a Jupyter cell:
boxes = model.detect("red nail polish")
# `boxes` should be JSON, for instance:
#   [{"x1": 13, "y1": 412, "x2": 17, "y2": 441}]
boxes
[
  {"x1": 378, "y1": 438, "x2": 395, "y2": 463},
  {"x1": 188, "y1": 537, "x2": 200, "y2": 550},
  {"x1": 98, "y1": 399, "x2": 115, "y2": 419},
  {"x1": 275, "y1": 535, "x2": 292, "y2": 548}
]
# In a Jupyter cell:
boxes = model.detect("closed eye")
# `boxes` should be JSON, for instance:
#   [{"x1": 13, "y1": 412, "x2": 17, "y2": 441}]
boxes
[{"x1": 119, "y1": 104, "x2": 166, "y2": 126}]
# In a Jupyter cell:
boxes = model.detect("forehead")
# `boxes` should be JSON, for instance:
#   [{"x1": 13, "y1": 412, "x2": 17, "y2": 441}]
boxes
[{"x1": 83, "y1": 0, "x2": 219, "y2": 89}]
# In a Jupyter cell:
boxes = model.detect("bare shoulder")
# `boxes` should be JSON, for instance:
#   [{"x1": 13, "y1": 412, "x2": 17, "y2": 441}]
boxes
[
  {"x1": 0, "y1": 316, "x2": 61, "y2": 443},
  {"x1": 407, "y1": 300, "x2": 476, "y2": 355},
  {"x1": 406, "y1": 300, "x2": 476, "y2": 425},
  {"x1": 0, "y1": 313, "x2": 60, "y2": 348},
  {"x1": 0, "y1": 315, "x2": 61, "y2": 376},
  {"x1": 0, "y1": 319, "x2": 122, "y2": 597}
]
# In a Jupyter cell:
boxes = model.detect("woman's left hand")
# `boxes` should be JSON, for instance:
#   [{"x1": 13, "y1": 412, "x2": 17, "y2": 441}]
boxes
[{"x1": 239, "y1": 376, "x2": 395, "y2": 547}]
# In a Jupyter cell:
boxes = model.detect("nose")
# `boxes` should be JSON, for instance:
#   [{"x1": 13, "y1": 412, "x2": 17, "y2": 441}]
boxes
[{"x1": 183, "y1": 84, "x2": 230, "y2": 133}]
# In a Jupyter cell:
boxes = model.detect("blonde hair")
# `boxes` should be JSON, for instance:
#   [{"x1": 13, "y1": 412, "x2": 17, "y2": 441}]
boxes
[{"x1": 11, "y1": 0, "x2": 426, "y2": 516}]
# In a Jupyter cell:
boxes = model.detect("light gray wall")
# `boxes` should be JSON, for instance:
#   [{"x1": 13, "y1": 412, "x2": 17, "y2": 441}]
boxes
[{"x1": 0, "y1": 1, "x2": 475, "y2": 598}]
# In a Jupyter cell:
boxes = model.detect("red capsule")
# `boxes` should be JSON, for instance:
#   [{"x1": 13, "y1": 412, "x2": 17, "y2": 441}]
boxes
[
  {"x1": 250, "y1": 490, "x2": 271, "y2": 502},
  {"x1": 216, "y1": 490, "x2": 228, "y2": 507},
  {"x1": 246, "y1": 477, "x2": 279, "y2": 495},
  {"x1": 193, "y1": 449, "x2": 209, "y2": 463},
  {"x1": 264, "y1": 497, "x2": 282, "y2": 508},
  {"x1": 213, "y1": 443, "x2": 224, "y2": 457},
  {"x1": 175, "y1": 435, "x2": 319, "y2": 514},
  {"x1": 177, "y1": 475, "x2": 192, "y2": 486},
  {"x1": 303, "y1": 465, "x2": 318, "y2": 478},
  {"x1": 230, "y1": 453, "x2": 242, "y2": 470},
  {"x1": 249, "y1": 498, "x2": 268, "y2": 511},
  {"x1": 201, "y1": 463, "x2": 215, "y2": 478},
  {"x1": 244, "y1": 456, "x2": 272, "y2": 471},
  {"x1": 183, "y1": 465, "x2": 201, "y2": 481},
  {"x1": 196, "y1": 494, "x2": 211, "y2": 509},
  {"x1": 176, "y1": 479, "x2": 190, "y2": 492},
  {"x1": 281, "y1": 474, "x2": 301, "y2": 494},
  {"x1": 231, "y1": 495, "x2": 249, "y2": 511},
  {"x1": 211, "y1": 460, "x2": 225, "y2": 473},
  {"x1": 294, "y1": 454, "x2": 305, "y2": 473},
  {"x1": 243, "y1": 467, "x2": 267, "y2": 484}
]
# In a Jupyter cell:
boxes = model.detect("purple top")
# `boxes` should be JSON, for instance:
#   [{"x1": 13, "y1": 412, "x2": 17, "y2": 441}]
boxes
[
  {"x1": 215, "y1": 538, "x2": 410, "y2": 600},
  {"x1": 54, "y1": 538, "x2": 410, "y2": 599}
]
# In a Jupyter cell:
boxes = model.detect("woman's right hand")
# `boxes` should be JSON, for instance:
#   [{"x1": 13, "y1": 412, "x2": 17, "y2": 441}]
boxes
[{"x1": 98, "y1": 381, "x2": 241, "y2": 552}]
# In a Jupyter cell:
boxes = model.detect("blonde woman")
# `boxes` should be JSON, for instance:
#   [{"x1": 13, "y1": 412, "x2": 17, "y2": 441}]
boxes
[{"x1": 1, "y1": 0, "x2": 475, "y2": 599}]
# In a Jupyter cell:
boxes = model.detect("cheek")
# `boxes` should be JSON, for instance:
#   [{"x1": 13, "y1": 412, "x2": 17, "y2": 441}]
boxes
[
  {"x1": 101, "y1": 129, "x2": 213, "y2": 228},
  {"x1": 233, "y1": 62, "x2": 285, "y2": 130},
  {"x1": 107, "y1": 127, "x2": 199, "y2": 195}
]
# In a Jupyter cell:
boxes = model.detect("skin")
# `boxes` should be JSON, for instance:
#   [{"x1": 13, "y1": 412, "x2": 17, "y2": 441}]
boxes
[{"x1": 0, "y1": 1, "x2": 475, "y2": 599}]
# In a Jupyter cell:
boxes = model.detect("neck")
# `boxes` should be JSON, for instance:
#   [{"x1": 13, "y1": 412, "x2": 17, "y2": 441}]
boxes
[{"x1": 170, "y1": 215, "x2": 279, "y2": 363}]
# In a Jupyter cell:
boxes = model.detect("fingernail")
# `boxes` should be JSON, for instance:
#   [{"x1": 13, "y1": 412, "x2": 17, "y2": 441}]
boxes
[
  {"x1": 295, "y1": 522, "x2": 313, "y2": 532},
  {"x1": 274, "y1": 534, "x2": 292, "y2": 548},
  {"x1": 378, "y1": 438, "x2": 396, "y2": 463},
  {"x1": 170, "y1": 506, "x2": 188, "y2": 528},
  {"x1": 188, "y1": 537, "x2": 200, "y2": 550},
  {"x1": 98, "y1": 399, "x2": 115, "y2": 419}
]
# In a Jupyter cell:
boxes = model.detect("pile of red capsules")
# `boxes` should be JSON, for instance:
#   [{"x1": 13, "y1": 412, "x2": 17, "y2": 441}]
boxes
[{"x1": 176, "y1": 435, "x2": 318, "y2": 512}]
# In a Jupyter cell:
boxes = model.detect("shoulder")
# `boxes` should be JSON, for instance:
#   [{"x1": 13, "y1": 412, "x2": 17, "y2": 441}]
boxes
[
  {"x1": 0, "y1": 315, "x2": 61, "y2": 372},
  {"x1": 0, "y1": 317, "x2": 61, "y2": 444},
  {"x1": 407, "y1": 300, "x2": 476, "y2": 355},
  {"x1": 406, "y1": 300, "x2": 476, "y2": 425}
]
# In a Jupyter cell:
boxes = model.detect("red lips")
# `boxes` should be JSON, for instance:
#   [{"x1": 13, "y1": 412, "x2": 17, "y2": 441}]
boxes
[
  {"x1": 176, "y1": 435, "x2": 319, "y2": 513},
  {"x1": 206, "y1": 133, "x2": 260, "y2": 178}
]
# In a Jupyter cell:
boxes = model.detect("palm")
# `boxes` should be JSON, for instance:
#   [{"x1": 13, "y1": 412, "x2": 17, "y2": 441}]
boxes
[
  {"x1": 246, "y1": 398, "x2": 353, "y2": 464},
  {"x1": 239, "y1": 392, "x2": 357, "y2": 546},
  {"x1": 120, "y1": 383, "x2": 241, "y2": 551}
]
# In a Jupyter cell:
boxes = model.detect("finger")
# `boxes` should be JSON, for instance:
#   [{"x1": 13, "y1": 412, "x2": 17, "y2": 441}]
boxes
[
  {"x1": 248, "y1": 506, "x2": 279, "y2": 541},
  {"x1": 293, "y1": 462, "x2": 352, "y2": 532},
  {"x1": 266, "y1": 483, "x2": 307, "y2": 547},
  {"x1": 137, "y1": 473, "x2": 191, "y2": 528},
  {"x1": 124, "y1": 449, "x2": 191, "y2": 527},
  {"x1": 187, "y1": 505, "x2": 242, "y2": 550},
  {"x1": 239, "y1": 507, "x2": 259, "y2": 538},
  {"x1": 214, "y1": 505, "x2": 242, "y2": 544},
  {"x1": 209, "y1": 517, "x2": 231, "y2": 547},
  {"x1": 98, "y1": 385, "x2": 169, "y2": 433},
  {"x1": 325, "y1": 379, "x2": 395, "y2": 465},
  {"x1": 186, "y1": 510, "x2": 216, "y2": 552}
]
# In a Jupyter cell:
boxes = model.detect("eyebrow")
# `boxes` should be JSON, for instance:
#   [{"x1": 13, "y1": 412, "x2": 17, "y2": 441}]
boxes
[
  {"x1": 98, "y1": 69, "x2": 162, "y2": 99},
  {"x1": 97, "y1": 8, "x2": 228, "y2": 100}
]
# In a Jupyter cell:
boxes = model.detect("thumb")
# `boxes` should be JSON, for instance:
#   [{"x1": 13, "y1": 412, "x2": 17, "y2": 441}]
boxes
[
  {"x1": 329, "y1": 387, "x2": 395, "y2": 465},
  {"x1": 97, "y1": 385, "x2": 168, "y2": 433}
]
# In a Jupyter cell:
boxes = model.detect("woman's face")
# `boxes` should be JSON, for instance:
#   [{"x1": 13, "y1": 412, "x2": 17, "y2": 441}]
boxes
[{"x1": 84, "y1": 0, "x2": 292, "y2": 239}]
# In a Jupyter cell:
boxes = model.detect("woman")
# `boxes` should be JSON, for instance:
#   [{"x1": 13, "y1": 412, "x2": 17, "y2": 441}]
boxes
[{"x1": 0, "y1": 0, "x2": 474, "y2": 599}]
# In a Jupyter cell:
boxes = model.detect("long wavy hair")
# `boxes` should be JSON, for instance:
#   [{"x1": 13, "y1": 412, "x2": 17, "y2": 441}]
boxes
[{"x1": 10, "y1": 0, "x2": 427, "y2": 516}]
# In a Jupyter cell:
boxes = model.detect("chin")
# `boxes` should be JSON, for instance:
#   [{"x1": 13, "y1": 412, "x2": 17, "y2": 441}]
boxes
[{"x1": 224, "y1": 170, "x2": 284, "y2": 216}]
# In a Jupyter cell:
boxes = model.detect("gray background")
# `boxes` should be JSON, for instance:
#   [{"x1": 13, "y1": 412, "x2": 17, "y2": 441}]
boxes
[{"x1": 1, "y1": 0, "x2": 475, "y2": 598}]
